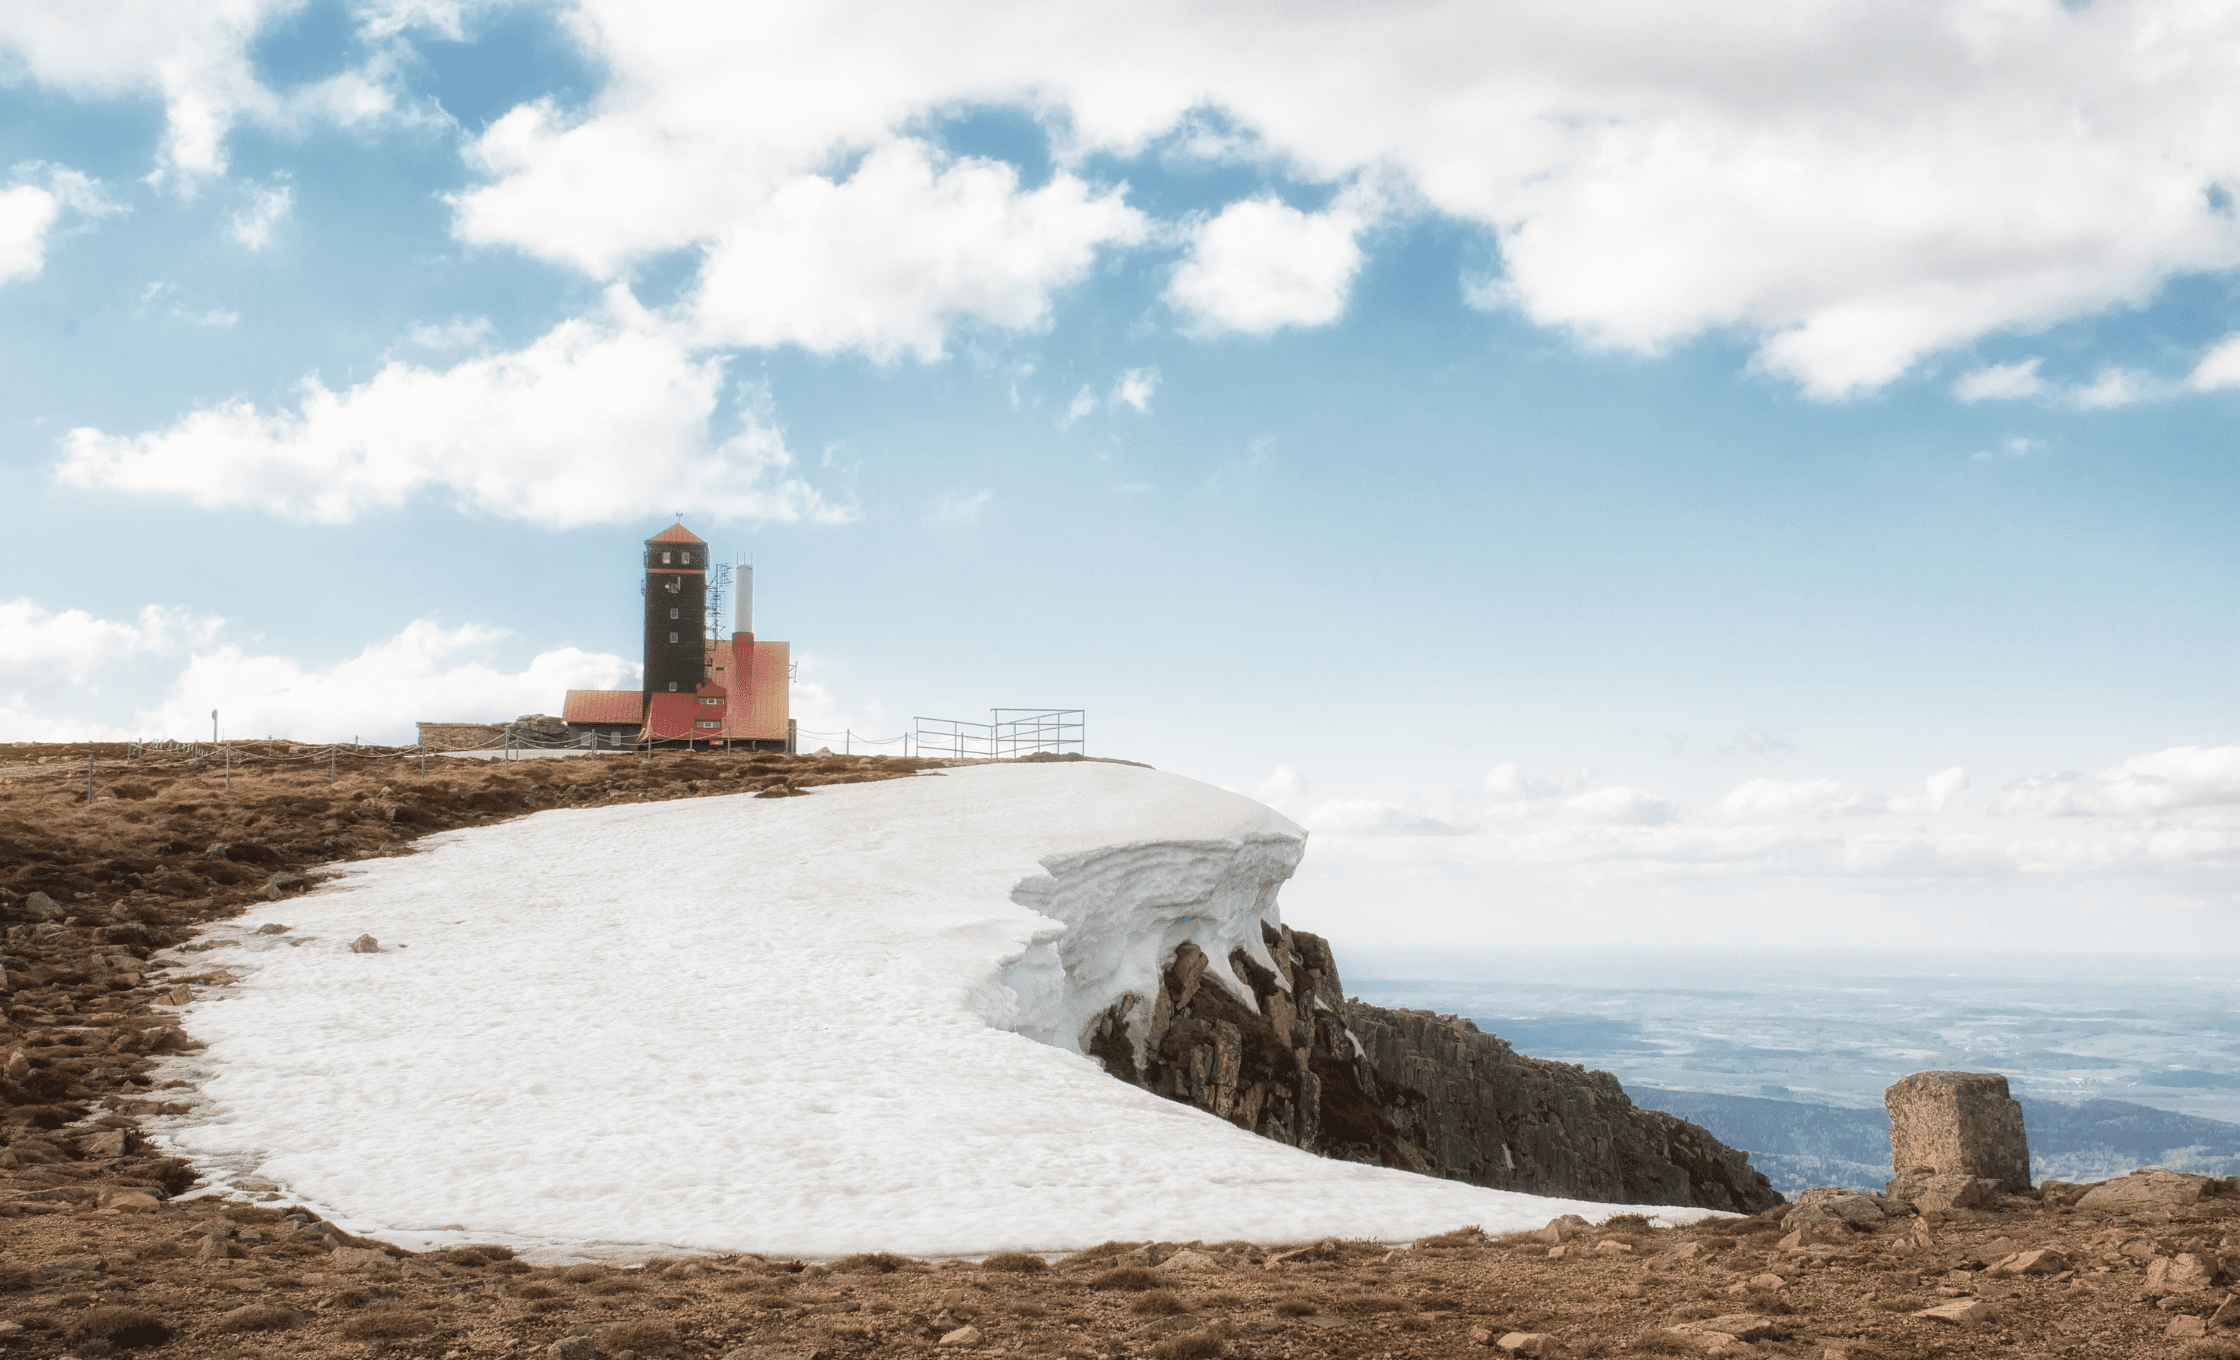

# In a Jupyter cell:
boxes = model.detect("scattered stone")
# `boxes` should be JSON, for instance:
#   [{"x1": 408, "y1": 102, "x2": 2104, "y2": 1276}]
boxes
[
  {"x1": 2169, "y1": 1316, "x2": 2209, "y2": 1339},
  {"x1": 2073, "y1": 1169, "x2": 2219, "y2": 1213},
  {"x1": 1496, "y1": 1333, "x2": 1554, "y2": 1355},
  {"x1": 1467, "y1": 1325, "x2": 1496, "y2": 1346},
  {"x1": 350, "y1": 934, "x2": 381, "y2": 953},
  {"x1": 2210, "y1": 1294, "x2": 2240, "y2": 1328},
  {"x1": 1594, "y1": 1240, "x2": 1633, "y2": 1254},
  {"x1": 2145, "y1": 1253, "x2": 2216, "y2": 1296},
  {"x1": 329, "y1": 1246, "x2": 398, "y2": 1273},
  {"x1": 39, "y1": 1255, "x2": 107, "y2": 1277},
  {"x1": 1157, "y1": 1248, "x2": 1221, "y2": 1271},
  {"x1": 938, "y1": 1324, "x2": 982, "y2": 1346},
  {"x1": 255, "y1": 923, "x2": 291, "y2": 935},
  {"x1": 97, "y1": 1189, "x2": 161, "y2": 1212},
  {"x1": 1913, "y1": 1298, "x2": 1995, "y2": 1326},
  {"x1": 1748, "y1": 1274, "x2": 1786, "y2": 1290},
  {"x1": 1885, "y1": 1071, "x2": 2031, "y2": 1192},
  {"x1": 80, "y1": 1127, "x2": 128, "y2": 1158},
  {"x1": 23, "y1": 891, "x2": 64, "y2": 921},
  {"x1": 549, "y1": 1339, "x2": 597, "y2": 1360},
  {"x1": 1537, "y1": 1214, "x2": 1593, "y2": 1243},
  {"x1": 1985, "y1": 1248, "x2": 2069, "y2": 1277}
]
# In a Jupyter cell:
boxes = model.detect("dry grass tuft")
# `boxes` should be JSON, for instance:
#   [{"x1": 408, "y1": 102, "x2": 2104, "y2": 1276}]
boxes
[
  {"x1": 1415, "y1": 1225, "x2": 1490, "y2": 1248},
  {"x1": 1271, "y1": 1297, "x2": 1319, "y2": 1317},
  {"x1": 598, "y1": 1318, "x2": 678, "y2": 1352},
  {"x1": 209, "y1": 1303, "x2": 297, "y2": 1332},
  {"x1": 69, "y1": 1307, "x2": 172, "y2": 1348},
  {"x1": 1147, "y1": 1324, "x2": 1231, "y2": 1359},
  {"x1": 340, "y1": 1309, "x2": 436, "y2": 1340},
  {"x1": 1088, "y1": 1266, "x2": 1166, "y2": 1291},
  {"x1": 1129, "y1": 1289, "x2": 1192, "y2": 1316},
  {"x1": 981, "y1": 1251, "x2": 1050, "y2": 1274},
  {"x1": 1060, "y1": 1241, "x2": 1146, "y2": 1268},
  {"x1": 831, "y1": 1251, "x2": 917, "y2": 1274},
  {"x1": 560, "y1": 1263, "x2": 607, "y2": 1283}
]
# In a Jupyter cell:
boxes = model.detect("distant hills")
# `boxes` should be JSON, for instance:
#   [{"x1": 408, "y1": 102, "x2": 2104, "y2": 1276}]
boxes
[{"x1": 1633, "y1": 1086, "x2": 2240, "y2": 1195}]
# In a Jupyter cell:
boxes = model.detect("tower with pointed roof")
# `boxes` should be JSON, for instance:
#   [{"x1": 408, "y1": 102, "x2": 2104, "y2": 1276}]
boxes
[{"x1": 642, "y1": 523, "x2": 708, "y2": 707}]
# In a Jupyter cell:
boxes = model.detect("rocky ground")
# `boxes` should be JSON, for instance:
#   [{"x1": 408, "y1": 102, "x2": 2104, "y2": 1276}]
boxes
[{"x1": 4, "y1": 742, "x2": 2239, "y2": 1359}]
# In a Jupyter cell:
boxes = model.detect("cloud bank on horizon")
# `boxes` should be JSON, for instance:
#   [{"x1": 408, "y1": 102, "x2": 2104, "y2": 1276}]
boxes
[{"x1": 2, "y1": 1, "x2": 2235, "y2": 954}]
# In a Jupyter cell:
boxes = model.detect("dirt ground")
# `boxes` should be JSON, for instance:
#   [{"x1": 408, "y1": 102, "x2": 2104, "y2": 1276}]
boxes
[{"x1": 4, "y1": 742, "x2": 2238, "y2": 1360}]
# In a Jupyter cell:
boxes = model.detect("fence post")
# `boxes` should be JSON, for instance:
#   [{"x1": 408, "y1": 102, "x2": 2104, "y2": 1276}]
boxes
[
  {"x1": 225, "y1": 742, "x2": 232, "y2": 792},
  {"x1": 330, "y1": 746, "x2": 337, "y2": 784},
  {"x1": 86, "y1": 752, "x2": 93, "y2": 804}
]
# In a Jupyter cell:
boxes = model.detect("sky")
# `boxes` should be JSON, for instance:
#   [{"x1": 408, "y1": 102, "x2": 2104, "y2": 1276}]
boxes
[{"x1": 2, "y1": 0, "x2": 2236, "y2": 959}]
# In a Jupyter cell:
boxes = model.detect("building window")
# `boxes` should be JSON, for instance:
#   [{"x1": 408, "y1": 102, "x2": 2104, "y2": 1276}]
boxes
[
  {"x1": 669, "y1": 608, "x2": 679, "y2": 619},
  {"x1": 695, "y1": 719, "x2": 720, "y2": 729},
  {"x1": 700, "y1": 697, "x2": 722, "y2": 705},
  {"x1": 662, "y1": 551, "x2": 672, "y2": 564},
  {"x1": 668, "y1": 682, "x2": 678, "y2": 692},
  {"x1": 669, "y1": 632, "x2": 679, "y2": 643},
  {"x1": 682, "y1": 552, "x2": 692, "y2": 564}
]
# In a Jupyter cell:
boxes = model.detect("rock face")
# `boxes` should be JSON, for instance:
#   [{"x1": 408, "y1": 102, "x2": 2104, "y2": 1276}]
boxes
[
  {"x1": 1080, "y1": 923, "x2": 1782, "y2": 1212},
  {"x1": 1886, "y1": 1070, "x2": 2031, "y2": 1192}
]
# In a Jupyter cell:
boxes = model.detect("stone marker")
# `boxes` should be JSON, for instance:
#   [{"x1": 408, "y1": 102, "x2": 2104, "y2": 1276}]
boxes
[
  {"x1": 1884, "y1": 1071, "x2": 2030, "y2": 1193},
  {"x1": 350, "y1": 934, "x2": 381, "y2": 953}
]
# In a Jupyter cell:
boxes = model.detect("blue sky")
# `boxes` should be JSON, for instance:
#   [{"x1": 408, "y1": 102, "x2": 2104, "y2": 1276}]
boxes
[{"x1": 3, "y1": 0, "x2": 2237, "y2": 957}]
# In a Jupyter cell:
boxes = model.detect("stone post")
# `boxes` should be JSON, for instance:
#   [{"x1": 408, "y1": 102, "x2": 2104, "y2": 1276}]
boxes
[{"x1": 1885, "y1": 1070, "x2": 2031, "y2": 1193}]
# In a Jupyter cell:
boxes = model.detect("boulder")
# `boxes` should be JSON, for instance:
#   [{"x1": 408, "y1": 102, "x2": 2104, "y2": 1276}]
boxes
[
  {"x1": 1496, "y1": 1334, "x2": 1555, "y2": 1356},
  {"x1": 1985, "y1": 1248, "x2": 2069, "y2": 1277},
  {"x1": 1913, "y1": 1299, "x2": 1995, "y2": 1326},
  {"x1": 1884, "y1": 1072, "x2": 2031, "y2": 1192},
  {"x1": 937, "y1": 1325, "x2": 982, "y2": 1346},
  {"x1": 2072, "y1": 1169, "x2": 2219, "y2": 1214},
  {"x1": 350, "y1": 935, "x2": 381, "y2": 954},
  {"x1": 23, "y1": 892, "x2": 64, "y2": 922}
]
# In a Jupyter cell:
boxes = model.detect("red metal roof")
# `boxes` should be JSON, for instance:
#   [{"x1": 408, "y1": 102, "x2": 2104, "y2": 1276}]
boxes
[
  {"x1": 647, "y1": 523, "x2": 705, "y2": 545},
  {"x1": 562, "y1": 689, "x2": 643, "y2": 724}
]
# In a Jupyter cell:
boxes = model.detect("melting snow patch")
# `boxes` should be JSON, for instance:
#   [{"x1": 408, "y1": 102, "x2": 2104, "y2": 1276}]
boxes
[{"x1": 150, "y1": 763, "x2": 1706, "y2": 1258}]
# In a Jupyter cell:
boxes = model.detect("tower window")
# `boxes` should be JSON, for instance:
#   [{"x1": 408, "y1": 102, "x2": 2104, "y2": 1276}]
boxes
[
  {"x1": 669, "y1": 632, "x2": 679, "y2": 643},
  {"x1": 669, "y1": 608, "x2": 679, "y2": 619},
  {"x1": 662, "y1": 552, "x2": 672, "y2": 564},
  {"x1": 682, "y1": 552, "x2": 692, "y2": 563},
  {"x1": 668, "y1": 682, "x2": 678, "y2": 691}
]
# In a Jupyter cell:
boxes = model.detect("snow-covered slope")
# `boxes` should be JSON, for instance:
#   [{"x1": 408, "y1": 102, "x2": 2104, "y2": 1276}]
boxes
[{"x1": 153, "y1": 762, "x2": 1705, "y2": 1258}]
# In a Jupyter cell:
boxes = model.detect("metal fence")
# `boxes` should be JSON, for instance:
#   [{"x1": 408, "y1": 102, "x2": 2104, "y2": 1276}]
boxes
[{"x1": 912, "y1": 709, "x2": 1085, "y2": 760}]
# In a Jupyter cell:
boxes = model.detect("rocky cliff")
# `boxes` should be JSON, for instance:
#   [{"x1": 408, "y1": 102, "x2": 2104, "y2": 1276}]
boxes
[{"x1": 1081, "y1": 923, "x2": 1782, "y2": 1213}]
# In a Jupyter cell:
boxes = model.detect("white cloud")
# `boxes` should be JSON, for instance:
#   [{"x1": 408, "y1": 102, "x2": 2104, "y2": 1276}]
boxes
[
  {"x1": 404, "y1": 316, "x2": 495, "y2": 351},
  {"x1": 55, "y1": 293, "x2": 853, "y2": 527},
  {"x1": 1954, "y1": 358, "x2": 2045, "y2": 403},
  {"x1": 1058, "y1": 385, "x2": 1099, "y2": 430},
  {"x1": 0, "y1": 3, "x2": 440, "y2": 180},
  {"x1": 0, "y1": 598, "x2": 221, "y2": 701},
  {"x1": 1263, "y1": 749, "x2": 2238, "y2": 954},
  {"x1": 1972, "y1": 435, "x2": 2042, "y2": 462},
  {"x1": 2067, "y1": 366, "x2": 2169, "y2": 409},
  {"x1": 137, "y1": 621, "x2": 634, "y2": 742},
  {"x1": 1110, "y1": 366, "x2": 1159, "y2": 413},
  {"x1": 228, "y1": 180, "x2": 292, "y2": 249},
  {"x1": 414, "y1": 2, "x2": 2240, "y2": 397},
  {"x1": 0, "y1": 185, "x2": 59, "y2": 284},
  {"x1": 1166, "y1": 195, "x2": 1366, "y2": 335},
  {"x1": 928, "y1": 489, "x2": 992, "y2": 526},
  {"x1": 0, "y1": 600, "x2": 637, "y2": 744},
  {"x1": 2188, "y1": 333, "x2": 2240, "y2": 391}
]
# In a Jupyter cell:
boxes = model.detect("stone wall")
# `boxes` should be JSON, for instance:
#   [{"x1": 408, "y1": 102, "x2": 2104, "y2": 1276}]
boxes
[{"x1": 1080, "y1": 923, "x2": 1783, "y2": 1213}]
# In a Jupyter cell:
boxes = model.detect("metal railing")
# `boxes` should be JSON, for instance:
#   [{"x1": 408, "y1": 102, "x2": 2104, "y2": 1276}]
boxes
[{"x1": 912, "y1": 709, "x2": 1085, "y2": 760}]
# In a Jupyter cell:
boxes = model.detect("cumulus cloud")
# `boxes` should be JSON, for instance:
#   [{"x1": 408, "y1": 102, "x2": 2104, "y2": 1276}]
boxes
[
  {"x1": 55, "y1": 294, "x2": 853, "y2": 527},
  {"x1": 1166, "y1": 195, "x2": 1366, "y2": 335},
  {"x1": 0, "y1": 599, "x2": 637, "y2": 744},
  {"x1": 2188, "y1": 334, "x2": 2240, "y2": 391},
  {"x1": 414, "y1": 1, "x2": 2240, "y2": 396},
  {"x1": 0, "y1": 2, "x2": 432, "y2": 179},
  {"x1": 0, "y1": 184, "x2": 59, "y2": 284},
  {"x1": 0, "y1": 599, "x2": 222, "y2": 703},
  {"x1": 1059, "y1": 367, "x2": 1161, "y2": 428}
]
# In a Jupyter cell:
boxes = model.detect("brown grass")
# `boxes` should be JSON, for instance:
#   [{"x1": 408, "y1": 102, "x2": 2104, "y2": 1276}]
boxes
[
  {"x1": 831, "y1": 1250, "x2": 917, "y2": 1274},
  {"x1": 209, "y1": 1303, "x2": 298, "y2": 1332},
  {"x1": 69, "y1": 1307, "x2": 172, "y2": 1347},
  {"x1": 598, "y1": 1318, "x2": 678, "y2": 1351},
  {"x1": 981, "y1": 1250, "x2": 1050, "y2": 1273},
  {"x1": 1148, "y1": 1325, "x2": 1230, "y2": 1359},
  {"x1": 1271, "y1": 1297, "x2": 1319, "y2": 1317},
  {"x1": 1415, "y1": 1225, "x2": 1489, "y2": 1248},
  {"x1": 1129, "y1": 1289, "x2": 1192, "y2": 1316},
  {"x1": 340, "y1": 1309, "x2": 436, "y2": 1339},
  {"x1": 1088, "y1": 1266, "x2": 1166, "y2": 1291}
]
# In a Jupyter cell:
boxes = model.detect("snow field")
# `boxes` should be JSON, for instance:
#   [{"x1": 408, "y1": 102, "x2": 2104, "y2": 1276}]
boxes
[{"x1": 152, "y1": 763, "x2": 1710, "y2": 1259}]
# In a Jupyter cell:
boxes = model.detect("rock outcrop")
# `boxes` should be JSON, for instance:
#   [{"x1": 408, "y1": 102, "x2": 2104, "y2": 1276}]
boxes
[
  {"x1": 1885, "y1": 1070, "x2": 2031, "y2": 1192},
  {"x1": 1081, "y1": 923, "x2": 1782, "y2": 1213}
]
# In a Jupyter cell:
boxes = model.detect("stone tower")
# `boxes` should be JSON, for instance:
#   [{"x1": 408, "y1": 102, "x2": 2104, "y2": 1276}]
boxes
[{"x1": 642, "y1": 523, "x2": 708, "y2": 709}]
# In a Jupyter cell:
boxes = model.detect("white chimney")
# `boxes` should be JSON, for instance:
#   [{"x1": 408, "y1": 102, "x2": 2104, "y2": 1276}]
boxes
[{"x1": 737, "y1": 563, "x2": 754, "y2": 635}]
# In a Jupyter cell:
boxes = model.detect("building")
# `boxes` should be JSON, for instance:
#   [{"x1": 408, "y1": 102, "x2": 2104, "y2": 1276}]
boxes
[{"x1": 560, "y1": 524, "x2": 793, "y2": 751}]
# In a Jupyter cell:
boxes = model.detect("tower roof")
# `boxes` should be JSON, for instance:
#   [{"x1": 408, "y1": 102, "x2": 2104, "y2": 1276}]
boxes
[{"x1": 647, "y1": 523, "x2": 705, "y2": 545}]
